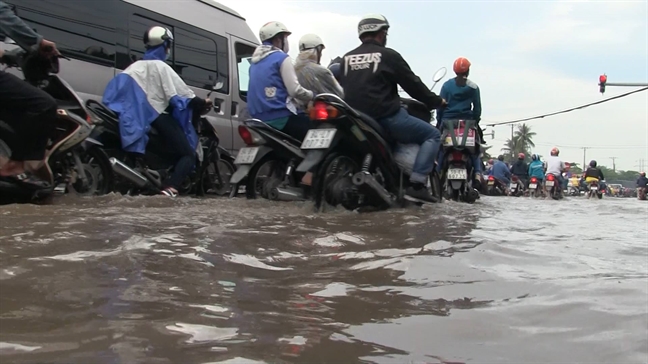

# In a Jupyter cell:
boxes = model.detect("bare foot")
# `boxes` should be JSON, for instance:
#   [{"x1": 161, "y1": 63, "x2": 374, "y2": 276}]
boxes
[{"x1": 301, "y1": 172, "x2": 313, "y2": 186}]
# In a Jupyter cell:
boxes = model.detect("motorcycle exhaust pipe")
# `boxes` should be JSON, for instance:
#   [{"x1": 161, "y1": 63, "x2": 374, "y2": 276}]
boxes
[
  {"x1": 269, "y1": 186, "x2": 306, "y2": 201},
  {"x1": 109, "y1": 157, "x2": 149, "y2": 188},
  {"x1": 352, "y1": 171, "x2": 395, "y2": 207}
]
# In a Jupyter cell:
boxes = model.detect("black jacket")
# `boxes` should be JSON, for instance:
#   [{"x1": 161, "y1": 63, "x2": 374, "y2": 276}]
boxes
[
  {"x1": 637, "y1": 176, "x2": 648, "y2": 188},
  {"x1": 339, "y1": 40, "x2": 444, "y2": 120},
  {"x1": 510, "y1": 160, "x2": 528, "y2": 178},
  {"x1": 584, "y1": 167, "x2": 604, "y2": 180}
]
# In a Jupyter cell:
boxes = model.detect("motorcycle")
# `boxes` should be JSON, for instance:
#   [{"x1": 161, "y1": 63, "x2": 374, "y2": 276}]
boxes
[
  {"x1": 637, "y1": 186, "x2": 646, "y2": 200},
  {"x1": 586, "y1": 180, "x2": 603, "y2": 199},
  {"x1": 292, "y1": 93, "x2": 442, "y2": 212},
  {"x1": 228, "y1": 119, "x2": 307, "y2": 201},
  {"x1": 508, "y1": 175, "x2": 525, "y2": 197},
  {"x1": 439, "y1": 119, "x2": 481, "y2": 203},
  {"x1": 0, "y1": 47, "x2": 113, "y2": 204},
  {"x1": 86, "y1": 83, "x2": 235, "y2": 197},
  {"x1": 527, "y1": 176, "x2": 543, "y2": 198},
  {"x1": 485, "y1": 175, "x2": 507, "y2": 196},
  {"x1": 544, "y1": 173, "x2": 563, "y2": 200}
]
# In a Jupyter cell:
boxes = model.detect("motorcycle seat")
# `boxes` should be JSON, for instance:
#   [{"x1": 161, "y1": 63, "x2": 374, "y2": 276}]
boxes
[
  {"x1": 243, "y1": 119, "x2": 301, "y2": 146},
  {"x1": 355, "y1": 110, "x2": 394, "y2": 144},
  {"x1": 86, "y1": 100, "x2": 160, "y2": 137}
]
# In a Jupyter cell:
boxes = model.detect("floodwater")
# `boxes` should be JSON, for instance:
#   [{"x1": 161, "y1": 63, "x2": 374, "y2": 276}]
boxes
[{"x1": 0, "y1": 195, "x2": 646, "y2": 364}]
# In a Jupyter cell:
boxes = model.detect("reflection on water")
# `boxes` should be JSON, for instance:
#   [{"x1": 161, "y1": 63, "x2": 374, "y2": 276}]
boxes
[{"x1": 0, "y1": 195, "x2": 647, "y2": 363}]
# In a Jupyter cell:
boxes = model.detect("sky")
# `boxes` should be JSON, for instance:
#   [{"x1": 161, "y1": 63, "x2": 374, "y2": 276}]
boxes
[{"x1": 219, "y1": 0, "x2": 648, "y2": 171}]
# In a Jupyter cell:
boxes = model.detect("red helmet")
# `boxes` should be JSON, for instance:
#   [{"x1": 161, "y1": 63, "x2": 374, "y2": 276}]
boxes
[
  {"x1": 488, "y1": 159, "x2": 494, "y2": 165},
  {"x1": 518, "y1": 153, "x2": 525, "y2": 160},
  {"x1": 453, "y1": 57, "x2": 471, "y2": 74}
]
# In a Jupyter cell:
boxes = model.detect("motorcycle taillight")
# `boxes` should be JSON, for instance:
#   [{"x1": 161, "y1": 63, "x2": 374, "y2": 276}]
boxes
[{"x1": 451, "y1": 151, "x2": 463, "y2": 161}]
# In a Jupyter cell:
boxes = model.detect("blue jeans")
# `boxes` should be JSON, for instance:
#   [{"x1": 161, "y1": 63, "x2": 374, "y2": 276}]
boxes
[{"x1": 378, "y1": 108, "x2": 440, "y2": 184}]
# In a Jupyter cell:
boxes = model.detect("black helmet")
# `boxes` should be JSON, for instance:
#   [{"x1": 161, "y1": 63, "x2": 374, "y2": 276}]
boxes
[
  {"x1": 497, "y1": 155, "x2": 505, "y2": 162},
  {"x1": 589, "y1": 160, "x2": 597, "y2": 168},
  {"x1": 357, "y1": 14, "x2": 390, "y2": 38}
]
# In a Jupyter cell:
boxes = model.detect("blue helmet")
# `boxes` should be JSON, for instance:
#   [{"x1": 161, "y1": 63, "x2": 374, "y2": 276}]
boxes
[{"x1": 531, "y1": 154, "x2": 539, "y2": 161}]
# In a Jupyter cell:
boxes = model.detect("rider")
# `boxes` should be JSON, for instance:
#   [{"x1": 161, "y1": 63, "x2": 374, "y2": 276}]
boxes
[
  {"x1": 0, "y1": 1, "x2": 59, "y2": 188},
  {"x1": 102, "y1": 26, "x2": 211, "y2": 197},
  {"x1": 510, "y1": 152, "x2": 529, "y2": 187},
  {"x1": 328, "y1": 56, "x2": 343, "y2": 82},
  {"x1": 247, "y1": 21, "x2": 314, "y2": 141},
  {"x1": 338, "y1": 14, "x2": 446, "y2": 203},
  {"x1": 544, "y1": 147, "x2": 566, "y2": 193},
  {"x1": 528, "y1": 154, "x2": 544, "y2": 184},
  {"x1": 583, "y1": 160, "x2": 605, "y2": 185},
  {"x1": 293, "y1": 34, "x2": 344, "y2": 109},
  {"x1": 637, "y1": 171, "x2": 647, "y2": 191},
  {"x1": 436, "y1": 57, "x2": 483, "y2": 178},
  {"x1": 489, "y1": 155, "x2": 511, "y2": 185}
]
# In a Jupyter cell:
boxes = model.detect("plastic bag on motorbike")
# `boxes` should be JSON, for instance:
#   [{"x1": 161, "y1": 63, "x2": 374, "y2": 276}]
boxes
[{"x1": 393, "y1": 143, "x2": 419, "y2": 176}]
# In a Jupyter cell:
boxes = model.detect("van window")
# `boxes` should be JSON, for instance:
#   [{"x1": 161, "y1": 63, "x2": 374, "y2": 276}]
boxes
[
  {"x1": 174, "y1": 28, "x2": 220, "y2": 91},
  {"x1": 125, "y1": 14, "x2": 174, "y2": 69},
  {"x1": 10, "y1": 0, "x2": 117, "y2": 67},
  {"x1": 235, "y1": 43, "x2": 255, "y2": 100}
]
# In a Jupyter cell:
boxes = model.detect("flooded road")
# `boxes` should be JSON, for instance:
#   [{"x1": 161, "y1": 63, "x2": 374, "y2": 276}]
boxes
[{"x1": 1, "y1": 195, "x2": 647, "y2": 364}]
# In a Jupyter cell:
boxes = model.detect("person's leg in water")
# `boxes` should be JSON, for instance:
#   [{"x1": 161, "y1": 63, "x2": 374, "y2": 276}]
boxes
[
  {"x1": 0, "y1": 72, "x2": 57, "y2": 188},
  {"x1": 150, "y1": 114, "x2": 195, "y2": 196},
  {"x1": 379, "y1": 108, "x2": 441, "y2": 203},
  {"x1": 276, "y1": 113, "x2": 316, "y2": 186}
]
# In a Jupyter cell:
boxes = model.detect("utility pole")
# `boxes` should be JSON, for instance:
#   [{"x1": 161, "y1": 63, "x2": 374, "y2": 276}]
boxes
[
  {"x1": 637, "y1": 159, "x2": 646, "y2": 172},
  {"x1": 609, "y1": 157, "x2": 618, "y2": 172},
  {"x1": 582, "y1": 147, "x2": 589, "y2": 169}
]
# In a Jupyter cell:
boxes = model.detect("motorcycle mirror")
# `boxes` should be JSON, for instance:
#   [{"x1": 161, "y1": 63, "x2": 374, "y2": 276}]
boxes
[{"x1": 432, "y1": 67, "x2": 447, "y2": 83}]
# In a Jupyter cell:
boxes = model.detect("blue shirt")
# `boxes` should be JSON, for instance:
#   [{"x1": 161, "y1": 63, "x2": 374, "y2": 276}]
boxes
[
  {"x1": 489, "y1": 160, "x2": 511, "y2": 183},
  {"x1": 528, "y1": 160, "x2": 545, "y2": 180},
  {"x1": 437, "y1": 77, "x2": 482, "y2": 123}
]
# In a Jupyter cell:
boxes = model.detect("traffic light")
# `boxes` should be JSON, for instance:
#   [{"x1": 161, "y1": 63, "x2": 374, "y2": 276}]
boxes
[{"x1": 599, "y1": 74, "x2": 607, "y2": 94}]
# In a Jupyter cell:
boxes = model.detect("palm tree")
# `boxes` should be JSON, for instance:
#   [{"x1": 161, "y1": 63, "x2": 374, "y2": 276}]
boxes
[
  {"x1": 501, "y1": 136, "x2": 519, "y2": 160},
  {"x1": 481, "y1": 145, "x2": 493, "y2": 162},
  {"x1": 514, "y1": 123, "x2": 536, "y2": 157}
]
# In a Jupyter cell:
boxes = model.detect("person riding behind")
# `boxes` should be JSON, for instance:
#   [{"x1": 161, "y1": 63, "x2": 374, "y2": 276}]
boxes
[
  {"x1": 528, "y1": 154, "x2": 544, "y2": 183},
  {"x1": 436, "y1": 57, "x2": 483, "y2": 178},
  {"x1": 637, "y1": 172, "x2": 648, "y2": 189},
  {"x1": 510, "y1": 152, "x2": 529, "y2": 187},
  {"x1": 488, "y1": 155, "x2": 511, "y2": 185},
  {"x1": 293, "y1": 34, "x2": 344, "y2": 110},
  {"x1": 338, "y1": 14, "x2": 446, "y2": 203},
  {"x1": 102, "y1": 26, "x2": 211, "y2": 197},
  {"x1": 247, "y1": 21, "x2": 314, "y2": 141},
  {"x1": 544, "y1": 147, "x2": 566, "y2": 193},
  {"x1": 328, "y1": 57, "x2": 343, "y2": 82},
  {"x1": 0, "y1": 1, "x2": 59, "y2": 189}
]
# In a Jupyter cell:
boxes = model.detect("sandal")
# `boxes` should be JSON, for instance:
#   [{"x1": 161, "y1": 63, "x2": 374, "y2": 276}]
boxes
[
  {"x1": 160, "y1": 187, "x2": 178, "y2": 197},
  {"x1": 0, "y1": 172, "x2": 51, "y2": 190}
]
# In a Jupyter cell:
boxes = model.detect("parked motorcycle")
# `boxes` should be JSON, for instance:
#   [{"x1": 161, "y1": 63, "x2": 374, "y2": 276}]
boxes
[
  {"x1": 439, "y1": 119, "x2": 480, "y2": 203},
  {"x1": 293, "y1": 93, "x2": 442, "y2": 212},
  {"x1": 586, "y1": 180, "x2": 603, "y2": 199},
  {"x1": 0, "y1": 47, "x2": 113, "y2": 204},
  {"x1": 228, "y1": 119, "x2": 307, "y2": 201},
  {"x1": 508, "y1": 175, "x2": 525, "y2": 197},
  {"x1": 528, "y1": 176, "x2": 543, "y2": 198},
  {"x1": 544, "y1": 173, "x2": 563, "y2": 200},
  {"x1": 86, "y1": 84, "x2": 235, "y2": 197}
]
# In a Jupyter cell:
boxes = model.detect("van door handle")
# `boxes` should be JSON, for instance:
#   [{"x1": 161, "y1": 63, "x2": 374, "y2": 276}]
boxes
[
  {"x1": 212, "y1": 98, "x2": 224, "y2": 113},
  {"x1": 231, "y1": 101, "x2": 238, "y2": 116}
]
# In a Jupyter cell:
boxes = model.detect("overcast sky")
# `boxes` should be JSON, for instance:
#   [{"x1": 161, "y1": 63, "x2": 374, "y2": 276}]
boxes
[{"x1": 220, "y1": 0, "x2": 648, "y2": 171}]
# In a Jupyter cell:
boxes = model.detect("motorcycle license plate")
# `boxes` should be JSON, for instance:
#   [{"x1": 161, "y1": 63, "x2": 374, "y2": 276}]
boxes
[
  {"x1": 529, "y1": 183, "x2": 537, "y2": 189},
  {"x1": 488, "y1": 180, "x2": 494, "y2": 185},
  {"x1": 301, "y1": 129, "x2": 337, "y2": 149},
  {"x1": 545, "y1": 180, "x2": 555, "y2": 187},
  {"x1": 447, "y1": 168, "x2": 467, "y2": 180},
  {"x1": 590, "y1": 186, "x2": 598, "y2": 191},
  {"x1": 443, "y1": 136, "x2": 475, "y2": 147},
  {"x1": 509, "y1": 184, "x2": 515, "y2": 190},
  {"x1": 234, "y1": 147, "x2": 259, "y2": 165}
]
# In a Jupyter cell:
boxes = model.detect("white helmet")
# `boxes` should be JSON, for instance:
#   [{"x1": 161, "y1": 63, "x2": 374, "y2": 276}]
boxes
[
  {"x1": 357, "y1": 14, "x2": 390, "y2": 37},
  {"x1": 299, "y1": 34, "x2": 325, "y2": 51},
  {"x1": 259, "y1": 21, "x2": 292, "y2": 42},
  {"x1": 144, "y1": 26, "x2": 173, "y2": 48}
]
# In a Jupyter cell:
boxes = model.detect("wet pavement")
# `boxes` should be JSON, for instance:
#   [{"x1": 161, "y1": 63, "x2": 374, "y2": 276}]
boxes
[{"x1": 0, "y1": 195, "x2": 647, "y2": 364}]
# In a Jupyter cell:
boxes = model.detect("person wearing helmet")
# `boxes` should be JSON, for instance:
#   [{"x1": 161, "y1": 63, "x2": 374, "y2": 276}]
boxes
[
  {"x1": 510, "y1": 152, "x2": 529, "y2": 187},
  {"x1": 102, "y1": 26, "x2": 212, "y2": 197},
  {"x1": 293, "y1": 33, "x2": 343, "y2": 111},
  {"x1": 0, "y1": 1, "x2": 60, "y2": 189},
  {"x1": 488, "y1": 155, "x2": 511, "y2": 186},
  {"x1": 247, "y1": 21, "x2": 314, "y2": 141},
  {"x1": 528, "y1": 154, "x2": 545, "y2": 183},
  {"x1": 544, "y1": 147, "x2": 566, "y2": 195},
  {"x1": 636, "y1": 172, "x2": 647, "y2": 199},
  {"x1": 338, "y1": 14, "x2": 446, "y2": 203},
  {"x1": 583, "y1": 160, "x2": 605, "y2": 183}
]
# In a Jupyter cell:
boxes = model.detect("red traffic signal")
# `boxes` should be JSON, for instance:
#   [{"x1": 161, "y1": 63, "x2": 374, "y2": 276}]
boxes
[{"x1": 599, "y1": 74, "x2": 607, "y2": 94}]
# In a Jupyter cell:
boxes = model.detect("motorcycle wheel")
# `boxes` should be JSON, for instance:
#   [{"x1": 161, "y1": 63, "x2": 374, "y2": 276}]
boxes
[
  {"x1": 429, "y1": 170, "x2": 442, "y2": 203},
  {"x1": 246, "y1": 154, "x2": 284, "y2": 200},
  {"x1": 313, "y1": 153, "x2": 360, "y2": 211},
  {"x1": 201, "y1": 156, "x2": 235, "y2": 196},
  {"x1": 67, "y1": 146, "x2": 114, "y2": 196}
]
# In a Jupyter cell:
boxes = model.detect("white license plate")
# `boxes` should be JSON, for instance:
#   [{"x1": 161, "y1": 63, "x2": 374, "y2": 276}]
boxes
[
  {"x1": 529, "y1": 183, "x2": 537, "y2": 189},
  {"x1": 545, "y1": 180, "x2": 555, "y2": 187},
  {"x1": 447, "y1": 168, "x2": 467, "y2": 180},
  {"x1": 443, "y1": 136, "x2": 475, "y2": 147},
  {"x1": 509, "y1": 184, "x2": 516, "y2": 190},
  {"x1": 488, "y1": 180, "x2": 494, "y2": 185},
  {"x1": 590, "y1": 186, "x2": 598, "y2": 191},
  {"x1": 234, "y1": 147, "x2": 259, "y2": 165},
  {"x1": 301, "y1": 128, "x2": 337, "y2": 149}
]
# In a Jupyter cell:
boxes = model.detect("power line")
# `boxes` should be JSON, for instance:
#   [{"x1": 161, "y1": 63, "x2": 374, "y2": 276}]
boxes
[{"x1": 485, "y1": 86, "x2": 648, "y2": 127}]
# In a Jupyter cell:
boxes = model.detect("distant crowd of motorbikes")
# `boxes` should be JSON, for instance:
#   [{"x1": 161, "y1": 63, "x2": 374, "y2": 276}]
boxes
[{"x1": 2, "y1": 47, "x2": 646, "y2": 208}]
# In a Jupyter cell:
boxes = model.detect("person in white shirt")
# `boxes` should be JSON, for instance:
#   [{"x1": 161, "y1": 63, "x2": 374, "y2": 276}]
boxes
[{"x1": 544, "y1": 147, "x2": 567, "y2": 192}]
